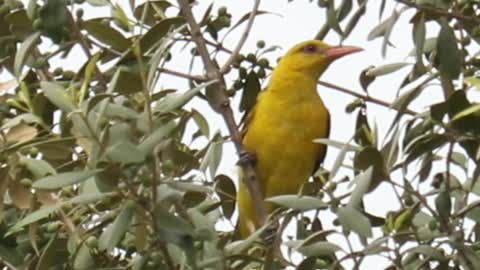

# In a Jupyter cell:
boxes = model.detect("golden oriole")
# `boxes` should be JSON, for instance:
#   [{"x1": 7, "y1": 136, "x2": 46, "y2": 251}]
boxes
[{"x1": 237, "y1": 40, "x2": 362, "y2": 238}]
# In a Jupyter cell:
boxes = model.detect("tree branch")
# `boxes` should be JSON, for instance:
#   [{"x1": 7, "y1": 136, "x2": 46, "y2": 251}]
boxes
[
  {"x1": 396, "y1": 0, "x2": 480, "y2": 24},
  {"x1": 219, "y1": 0, "x2": 261, "y2": 74},
  {"x1": 317, "y1": 80, "x2": 418, "y2": 115},
  {"x1": 157, "y1": 67, "x2": 206, "y2": 81},
  {"x1": 177, "y1": 0, "x2": 267, "y2": 227}
]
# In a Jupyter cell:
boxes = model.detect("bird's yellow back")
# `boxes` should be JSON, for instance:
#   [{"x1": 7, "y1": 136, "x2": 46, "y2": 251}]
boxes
[{"x1": 237, "y1": 40, "x2": 362, "y2": 238}]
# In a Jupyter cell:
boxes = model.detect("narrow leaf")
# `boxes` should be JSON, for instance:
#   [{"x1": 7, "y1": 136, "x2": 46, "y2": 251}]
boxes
[
  {"x1": 296, "y1": 241, "x2": 342, "y2": 257},
  {"x1": 266, "y1": 195, "x2": 327, "y2": 211},
  {"x1": 437, "y1": 21, "x2": 462, "y2": 79},
  {"x1": 8, "y1": 205, "x2": 61, "y2": 234},
  {"x1": 337, "y1": 206, "x2": 372, "y2": 237},
  {"x1": 14, "y1": 32, "x2": 41, "y2": 78},
  {"x1": 33, "y1": 169, "x2": 103, "y2": 190},
  {"x1": 41, "y1": 82, "x2": 76, "y2": 113},
  {"x1": 99, "y1": 201, "x2": 135, "y2": 252}
]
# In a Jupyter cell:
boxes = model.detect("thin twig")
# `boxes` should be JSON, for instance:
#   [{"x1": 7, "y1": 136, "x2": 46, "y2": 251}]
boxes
[
  {"x1": 219, "y1": 0, "x2": 261, "y2": 74},
  {"x1": 68, "y1": 11, "x2": 92, "y2": 58},
  {"x1": 157, "y1": 67, "x2": 205, "y2": 81},
  {"x1": 317, "y1": 80, "x2": 418, "y2": 115},
  {"x1": 177, "y1": 0, "x2": 267, "y2": 227}
]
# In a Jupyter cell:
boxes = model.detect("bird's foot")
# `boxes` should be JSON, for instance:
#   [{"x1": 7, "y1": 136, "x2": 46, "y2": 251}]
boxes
[
  {"x1": 262, "y1": 223, "x2": 279, "y2": 246},
  {"x1": 237, "y1": 150, "x2": 256, "y2": 166}
]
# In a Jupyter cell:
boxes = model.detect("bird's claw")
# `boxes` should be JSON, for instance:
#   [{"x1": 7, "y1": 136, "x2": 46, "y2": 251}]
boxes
[
  {"x1": 237, "y1": 151, "x2": 257, "y2": 166},
  {"x1": 262, "y1": 223, "x2": 279, "y2": 246}
]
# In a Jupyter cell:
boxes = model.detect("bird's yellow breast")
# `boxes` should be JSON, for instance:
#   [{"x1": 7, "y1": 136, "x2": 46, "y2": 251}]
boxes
[{"x1": 242, "y1": 88, "x2": 328, "y2": 198}]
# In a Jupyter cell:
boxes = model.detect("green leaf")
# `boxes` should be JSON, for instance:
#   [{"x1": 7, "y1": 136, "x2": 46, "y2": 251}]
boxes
[
  {"x1": 451, "y1": 104, "x2": 480, "y2": 122},
  {"x1": 86, "y1": 93, "x2": 113, "y2": 114},
  {"x1": 348, "y1": 167, "x2": 373, "y2": 208},
  {"x1": 225, "y1": 223, "x2": 269, "y2": 255},
  {"x1": 69, "y1": 192, "x2": 111, "y2": 205},
  {"x1": 140, "y1": 17, "x2": 186, "y2": 52},
  {"x1": 36, "y1": 237, "x2": 68, "y2": 270},
  {"x1": 154, "y1": 81, "x2": 215, "y2": 113},
  {"x1": 133, "y1": 1, "x2": 172, "y2": 26},
  {"x1": 465, "y1": 76, "x2": 480, "y2": 90},
  {"x1": 367, "y1": 11, "x2": 397, "y2": 39},
  {"x1": 106, "y1": 142, "x2": 146, "y2": 164},
  {"x1": 155, "y1": 206, "x2": 194, "y2": 235},
  {"x1": 112, "y1": 66, "x2": 143, "y2": 95},
  {"x1": 359, "y1": 68, "x2": 375, "y2": 92},
  {"x1": 191, "y1": 109, "x2": 210, "y2": 138},
  {"x1": 33, "y1": 169, "x2": 103, "y2": 190},
  {"x1": 99, "y1": 201, "x2": 135, "y2": 252},
  {"x1": 239, "y1": 71, "x2": 261, "y2": 113},
  {"x1": 393, "y1": 208, "x2": 415, "y2": 232},
  {"x1": 367, "y1": 10, "x2": 399, "y2": 56},
  {"x1": 41, "y1": 81, "x2": 77, "y2": 113},
  {"x1": 14, "y1": 32, "x2": 41, "y2": 78},
  {"x1": 79, "y1": 52, "x2": 101, "y2": 102},
  {"x1": 454, "y1": 244, "x2": 480, "y2": 269},
  {"x1": 391, "y1": 85, "x2": 424, "y2": 111},
  {"x1": 147, "y1": 38, "x2": 171, "y2": 91},
  {"x1": 337, "y1": 0, "x2": 352, "y2": 21},
  {"x1": 138, "y1": 121, "x2": 176, "y2": 154},
  {"x1": 437, "y1": 21, "x2": 462, "y2": 79},
  {"x1": 214, "y1": 174, "x2": 236, "y2": 219},
  {"x1": 266, "y1": 195, "x2": 327, "y2": 211},
  {"x1": 405, "y1": 133, "x2": 448, "y2": 164},
  {"x1": 8, "y1": 205, "x2": 62, "y2": 235},
  {"x1": 154, "y1": 206, "x2": 195, "y2": 248},
  {"x1": 366, "y1": 63, "x2": 410, "y2": 77},
  {"x1": 1, "y1": 113, "x2": 44, "y2": 130},
  {"x1": 111, "y1": 3, "x2": 130, "y2": 31},
  {"x1": 0, "y1": 244, "x2": 23, "y2": 267},
  {"x1": 364, "y1": 237, "x2": 389, "y2": 255},
  {"x1": 353, "y1": 147, "x2": 385, "y2": 192},
  {"x1": 83, "y1": 19, "x2": 131, "y2": 52},
  {"x1": 435, "y1": 190, "x2": 451, "y2": 222},
  {"x1": 329, "y1": 138, "x2": 351, "y2": 181},
  {"x1": 86, "y1": 0, "x2": 108, "y2": 6},
  {"x1": 296, "y1": 241, "x2": 342, "y2": 257},
  {"x1": 413, "y1": 13, "x2": 426, "y2": 63},
  {"x1": 20, "y1": 156, "x2": 56, "y2": 179},
  {"x1": 337, "y1": 206, "x2": 372, "y2": 237},
  {"x1": 73, "y1": 242, "x2": 94, "y2": 269},
  {"x1": 199, "y1": 133, "x2": 223, "y2": 179},
  {"x1": 342, "y1": 1, "x2": 366, "y2": 40},
  {"x1": 326, "y1": 0, "x2": 343, "y2": 36},
  {"x1": 313, "y1": 138, "x2": 361, "y2": 152},
  {"x1": 167, "y1": 181, "x2": 211, "y2": 194},
  {"x1": 102, "y1": 103, "x2": 138, "y2": 119},
  {"x1": 410, "y1": 245, "x2": 446, "y2": 261},
  {"x1": 466, "y1": 207, "x2": 480, "y2": 223},
  {"x1": 38, "y1": 0, "x2": 68, "y2": 43}
]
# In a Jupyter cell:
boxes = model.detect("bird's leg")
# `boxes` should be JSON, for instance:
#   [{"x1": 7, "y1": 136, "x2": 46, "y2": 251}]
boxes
[{"x1": 237, "y1": 150, "x2": 257, "y2": 166}]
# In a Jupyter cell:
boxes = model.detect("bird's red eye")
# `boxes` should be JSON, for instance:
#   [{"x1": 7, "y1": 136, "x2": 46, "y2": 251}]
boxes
[{"x1": 303, "y1": 44, "x2": 318, "y2": 53}]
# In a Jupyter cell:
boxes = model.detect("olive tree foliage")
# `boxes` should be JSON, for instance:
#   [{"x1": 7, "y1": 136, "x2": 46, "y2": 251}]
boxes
[{"x1": 0, "y1": 0, "x2": 480, "y2": 269}]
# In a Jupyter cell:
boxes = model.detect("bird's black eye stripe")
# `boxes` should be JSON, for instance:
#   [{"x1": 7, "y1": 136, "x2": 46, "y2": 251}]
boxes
[{"x1": 303, "y1": 44, "x2": 318, "y2": 53}]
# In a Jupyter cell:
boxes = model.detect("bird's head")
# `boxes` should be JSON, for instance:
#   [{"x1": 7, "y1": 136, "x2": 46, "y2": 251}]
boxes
[{"x1": 276, "y1": 40, "x2": 363, "y2": 79}]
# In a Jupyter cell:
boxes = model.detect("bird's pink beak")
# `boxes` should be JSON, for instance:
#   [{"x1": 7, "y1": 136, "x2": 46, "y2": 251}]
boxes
[{"x1": 325, "y1": 46, "x2": 363, "y2": 60}]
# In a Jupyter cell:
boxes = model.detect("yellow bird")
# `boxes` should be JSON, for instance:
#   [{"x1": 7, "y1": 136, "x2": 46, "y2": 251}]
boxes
[{"x1": 237, "y1": 40, "x2": 362, "y2": 238}]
